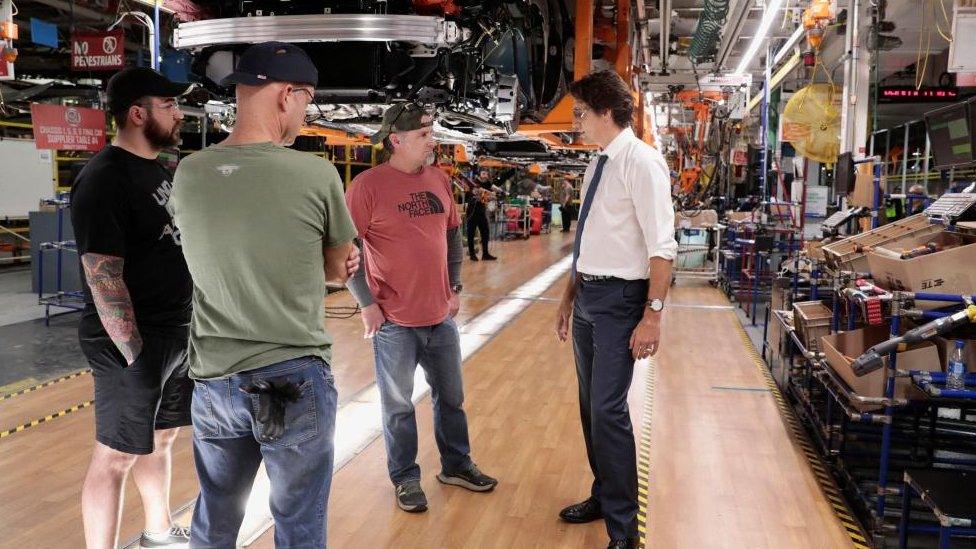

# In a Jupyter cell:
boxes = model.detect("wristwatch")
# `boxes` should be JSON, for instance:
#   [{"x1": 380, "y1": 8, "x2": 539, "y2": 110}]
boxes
[
  {"x1": 451, "y1": 284, "x2": 463, "y2": 294},
  {"x1": 647, "y1": 298, "x2": 664, "y2": 312}
]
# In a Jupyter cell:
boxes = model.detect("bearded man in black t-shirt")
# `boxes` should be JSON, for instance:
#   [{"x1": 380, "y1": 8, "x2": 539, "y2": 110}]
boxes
[{"x1": 70, "y1": 68, "x2": 195, "y2": 549}]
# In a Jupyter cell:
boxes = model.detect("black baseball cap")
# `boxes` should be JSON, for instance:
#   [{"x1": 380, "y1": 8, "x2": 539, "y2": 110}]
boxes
[
  {"x1": 370, "y1": 102, "x2": 435, "y2": 144},
  {"x1": 221, "y1": 42, "x2": 318, "y2": 87},
  {"x1": 106, "y1": 67, "x2": 195, "y2": 115}
]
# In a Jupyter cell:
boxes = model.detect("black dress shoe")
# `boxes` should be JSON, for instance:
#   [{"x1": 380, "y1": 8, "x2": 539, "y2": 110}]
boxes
[
  {"x1": 607, "y1": 538, "x2": 638, "y2": 549},
  {"x1": 469, "y1": 254, "x2": 479, "y2": 261},
  {"x1": 558, "y1": 498, "x2": 603, "y2": 523},
  {"x1": 483, "y1": 254, "x2": 498, "y2": 261}
]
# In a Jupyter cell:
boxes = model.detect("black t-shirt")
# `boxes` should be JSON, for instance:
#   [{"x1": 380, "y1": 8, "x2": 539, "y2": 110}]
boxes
[{"x1": 70, "y1": 145, "x2": 192, "y2": 329}]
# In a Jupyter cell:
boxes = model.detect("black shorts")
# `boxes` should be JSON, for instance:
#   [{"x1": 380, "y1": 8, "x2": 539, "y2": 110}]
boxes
[{"x1": 78, "y1": 312, "x2": 193, "y2": 455}]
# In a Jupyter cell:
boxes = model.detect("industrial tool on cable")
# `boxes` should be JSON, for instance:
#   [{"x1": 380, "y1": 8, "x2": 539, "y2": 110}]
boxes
[
  {"x1": 923, "y1": 193, "x2": 976, "y2": 229},
  {"x1": 821, "y1": 206, "x2": 867, "y2": 238},
  {"x1": 843, "y1": 279, "x2": 891, "y2": 326},
  {"x1": 850, "y1": 305, "x2": 976, "y2": 376}
]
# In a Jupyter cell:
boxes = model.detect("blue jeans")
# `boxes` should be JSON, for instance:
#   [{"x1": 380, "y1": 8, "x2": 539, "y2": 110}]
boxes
[
  {"x1": 372, "y1": 318, "x2": 473, "y2": 485},
  {"x1": 189, "y1": 356, "x2": 338, "y2": 549}
]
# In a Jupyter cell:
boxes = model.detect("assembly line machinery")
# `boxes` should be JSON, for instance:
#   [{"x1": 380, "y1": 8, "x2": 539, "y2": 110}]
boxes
[{"x1": 766, "y1": 193, "x2": 976, "y2": 547}]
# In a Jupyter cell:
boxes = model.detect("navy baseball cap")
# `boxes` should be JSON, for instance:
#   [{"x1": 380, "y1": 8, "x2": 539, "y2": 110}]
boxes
[
  {"x1": 221, "y1": 42, "x2": 318, "y2": 87},
  {"x1": 106, "y1": 68, "x2": 194, "y2": 115}
]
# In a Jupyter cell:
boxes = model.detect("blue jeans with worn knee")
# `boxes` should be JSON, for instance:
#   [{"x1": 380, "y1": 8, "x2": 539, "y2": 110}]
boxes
[
  {"x1": 189, "y1": 356, "x2": 338, "y2": 549},
  {"x1": 372, "y1": 317, "x2": 473, "y2": 485}
]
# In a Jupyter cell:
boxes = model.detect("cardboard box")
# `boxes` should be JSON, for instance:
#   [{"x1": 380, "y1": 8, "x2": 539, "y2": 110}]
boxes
[
  {"x1": 867, "y1": 234, "x2": 976, "y2": 309},
  {"x1": 804, "y1": 240, "x2": 826, "y2": 261},
  {"x1": 849, "y1": 161, "x2": 880, "y2": 208},
  {"x1": 794, "y1": 300, "x2": 832, "y2": 352},
  {"x1": 675, "y1": 209, "x2": 718, "y2": 229},
  {"x1": 821, "y1": 325, "x2": 941, "y2": 404},
  {"x1": 821, "y1": 214, "x2": 942, "y2": 273}
]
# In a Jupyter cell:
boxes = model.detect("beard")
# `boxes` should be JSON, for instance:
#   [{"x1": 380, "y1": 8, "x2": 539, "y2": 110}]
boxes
[{"x1": 145, "y1": 116, "x2": 182, "y2": 149}]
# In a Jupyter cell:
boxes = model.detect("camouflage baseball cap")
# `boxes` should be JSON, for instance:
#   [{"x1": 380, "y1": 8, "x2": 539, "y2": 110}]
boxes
[{"x1": 370, "y1": 103, "x2": 434, "y2": 145}]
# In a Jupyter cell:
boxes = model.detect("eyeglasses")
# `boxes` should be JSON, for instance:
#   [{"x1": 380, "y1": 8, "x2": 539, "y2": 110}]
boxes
[
  {"x1": 292, "y1": 88, "x2": 324, "y2": 125},
  {"x1": 572, "y1": 106, "x2": 587, "y2": 120},
  {"x1": 136, "y1": 100, "x2": 182, "y2": 112}
]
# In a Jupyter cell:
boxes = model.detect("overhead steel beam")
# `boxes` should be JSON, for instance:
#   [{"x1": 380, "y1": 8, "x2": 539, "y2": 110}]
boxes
[
  {"x1": 174, "y1": 14, "x2": 464, "y2": 49},
  {"x1": 29, "y1": 0, "x2": 118, "y2": 24},
  {"x1": 772, "y1": 25, "x2": 805, "y2": 66},
  {"x1": 747, "y1": 50, "x2": 800, "y2": 111},
  {"x1": 840, "y1": 0, "x2": 871, "y2": 156},
  {"x1": 715, "y1": 0, "x2": 752, "y2": 71}
]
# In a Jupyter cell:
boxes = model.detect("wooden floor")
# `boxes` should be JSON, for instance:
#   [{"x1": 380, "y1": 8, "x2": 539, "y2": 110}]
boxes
[{"x1": 0, "y1": 232, "x2": 851, "y2": 548}]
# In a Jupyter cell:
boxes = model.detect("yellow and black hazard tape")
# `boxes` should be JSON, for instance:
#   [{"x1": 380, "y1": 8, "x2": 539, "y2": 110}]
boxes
[
  {"x1": 0, "y1": 368, "x2": 91, "y2": 401},
  {"x1": 730, "y1": 314, "x2": 872, "y2": 549},
  {"x1": 637, "y1": 356, "x2": 657, "y2": 549},
  {"x1": 0, "y1": 400, "x2": 94, "y2": 440}
]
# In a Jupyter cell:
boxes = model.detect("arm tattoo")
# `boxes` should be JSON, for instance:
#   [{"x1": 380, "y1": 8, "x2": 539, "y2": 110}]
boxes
[{"x1": 81, "y1": 253, "x2": 143, "y2": 365}]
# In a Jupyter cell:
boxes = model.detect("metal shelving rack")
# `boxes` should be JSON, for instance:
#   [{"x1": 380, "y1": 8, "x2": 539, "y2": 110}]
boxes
[{"x1": 36, "y1": 195, "x2": 84, "y2": 325}]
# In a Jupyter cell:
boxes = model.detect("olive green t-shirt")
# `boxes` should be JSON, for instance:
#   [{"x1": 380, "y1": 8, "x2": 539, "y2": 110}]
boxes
[{"x1": 170, "y1": 142, "x2": 356, "y2": 379}]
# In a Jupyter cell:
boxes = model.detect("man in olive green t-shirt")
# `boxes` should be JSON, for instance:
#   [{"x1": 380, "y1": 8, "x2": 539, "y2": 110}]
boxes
[{"x1": 169, "y1": 42, "x2": 358, "y2": 548}]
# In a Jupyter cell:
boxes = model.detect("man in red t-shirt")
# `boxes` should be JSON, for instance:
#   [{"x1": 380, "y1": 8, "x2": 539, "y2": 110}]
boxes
[{"x1": 345, "y1": 103, "x2": 498, "y2": 513}]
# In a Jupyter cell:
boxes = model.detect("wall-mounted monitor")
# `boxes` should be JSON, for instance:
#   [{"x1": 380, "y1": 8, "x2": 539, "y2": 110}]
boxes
[{"x1": 924, "y1": 102, "x2": 973, "y2": 169}]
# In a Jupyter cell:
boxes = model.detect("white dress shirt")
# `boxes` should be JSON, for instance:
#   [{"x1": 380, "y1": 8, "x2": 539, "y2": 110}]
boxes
[{"x1": 575, "y1": 127, "x2": 678, "y2": 280}]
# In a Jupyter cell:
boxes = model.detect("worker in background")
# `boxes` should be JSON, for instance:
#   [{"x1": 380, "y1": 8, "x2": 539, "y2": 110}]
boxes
[
  {"x1": 466, "y1": 169, "x2": 498, "y2": 261},
  {"x1": 170, "y1": 42, "x2": 359, "y2": 548},
  {"x1": 71, "y1": 67, "x2": 195, "y2": 549},
  {"x1": 553, "y1": 70, "x2": 677, "y2": 549},
  {"x1": 907, "y1": 184, "x2": 928, "y2": 215},
  {"x1": 560, "y1": 179, "x2": 576, "y2": 232},
  {"x1": 345, "y1": 102, "x2": 498, "y2": 514},
  {"x1": 517, "y1": 172, "x2": 538, "y2": 196}
]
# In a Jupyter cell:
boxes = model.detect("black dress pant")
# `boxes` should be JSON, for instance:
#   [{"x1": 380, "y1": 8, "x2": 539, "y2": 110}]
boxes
[
  {"x1": 561, "y1": 203, "x2": 574, "y2": 232},
  {"x1": 466, "y1": 214, "x2": 490, "y2": 257},
  {"x1": 572, "y1": 276, "x2": 648, "y2": 540}
]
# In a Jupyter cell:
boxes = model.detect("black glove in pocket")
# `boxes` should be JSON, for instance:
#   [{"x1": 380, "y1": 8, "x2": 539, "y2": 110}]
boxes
[{"x1": 240, "y1": 378, "x2": 303, "y2": 442}]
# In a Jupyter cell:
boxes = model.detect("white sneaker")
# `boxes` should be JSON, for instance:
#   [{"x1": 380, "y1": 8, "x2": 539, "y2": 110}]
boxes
[{"x1": 139, "y1": 525, "x2": 190, "y2": 548}]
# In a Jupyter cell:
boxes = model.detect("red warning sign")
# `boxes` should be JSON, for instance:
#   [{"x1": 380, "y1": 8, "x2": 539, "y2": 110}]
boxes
[{"x1": 30, "y1": 103, "x2": 107, "y2": 151}]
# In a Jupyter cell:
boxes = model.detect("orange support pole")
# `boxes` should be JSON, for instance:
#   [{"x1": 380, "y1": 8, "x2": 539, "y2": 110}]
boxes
[
  {"x1": 614, "y1": 0, "x2": 631, "y2": 79},
  {"x1": 574, "y1": 0, "x2": 594, "y2": 81},
  {"x1": 516, "y1": 0, "x2": 593, "y2": 136}
]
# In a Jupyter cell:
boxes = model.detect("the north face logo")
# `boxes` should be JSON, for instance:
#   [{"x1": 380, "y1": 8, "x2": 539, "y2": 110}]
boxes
[{"x1": 397, "y1": 191, "x2": 445, "y2": 218}]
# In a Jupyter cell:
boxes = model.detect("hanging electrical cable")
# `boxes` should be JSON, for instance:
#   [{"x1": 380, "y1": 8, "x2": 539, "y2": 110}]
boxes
[{"x1": 688, "y1": 0, "x2": 730, "y2": 62}]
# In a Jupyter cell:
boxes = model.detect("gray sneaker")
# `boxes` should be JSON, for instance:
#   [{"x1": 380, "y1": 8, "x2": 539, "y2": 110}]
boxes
[
  {"x1": 395, "y1": 480, "x2": 428, "y2": 513},
  {"x1": 436, "y1": 463, "x2": 498, "y2": 492},
  {"x1": 139, "y1": 525, "x2": 190, "y2": 548}
]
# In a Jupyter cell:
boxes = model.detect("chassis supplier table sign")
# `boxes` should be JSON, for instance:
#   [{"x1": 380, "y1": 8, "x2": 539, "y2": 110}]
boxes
[{"x1": 30, "y1": 103, "x2": 106, "y2": 151}]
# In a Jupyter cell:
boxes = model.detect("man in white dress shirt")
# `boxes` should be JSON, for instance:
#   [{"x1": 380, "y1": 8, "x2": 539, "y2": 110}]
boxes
[{"x1": 553, "y1": 70, "x2": 678, "y2": 549}]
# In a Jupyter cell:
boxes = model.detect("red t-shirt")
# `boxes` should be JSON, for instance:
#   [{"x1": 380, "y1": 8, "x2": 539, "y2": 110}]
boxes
[{"x1": 345, "y1": 163, "x2": 461, "y2": 327}]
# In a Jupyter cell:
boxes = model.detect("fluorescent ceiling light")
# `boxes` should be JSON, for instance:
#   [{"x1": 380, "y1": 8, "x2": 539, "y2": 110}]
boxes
[{"x1": 733, "y1": 0, "x2": 786, "y2": 75}]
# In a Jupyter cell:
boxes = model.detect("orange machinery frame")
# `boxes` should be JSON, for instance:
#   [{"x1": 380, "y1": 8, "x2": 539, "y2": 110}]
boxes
[
  {"x1": 298, "y1": 0, "x2": 652, "y2": 150},
  {"x1": 517, "y1": 0, "x2": 652, "y2": 148}
]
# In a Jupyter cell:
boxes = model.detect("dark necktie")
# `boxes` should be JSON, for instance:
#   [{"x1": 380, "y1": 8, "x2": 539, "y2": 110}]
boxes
[{"x1": 572, "y1": 154, "x2": 609, "y2": 277}]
